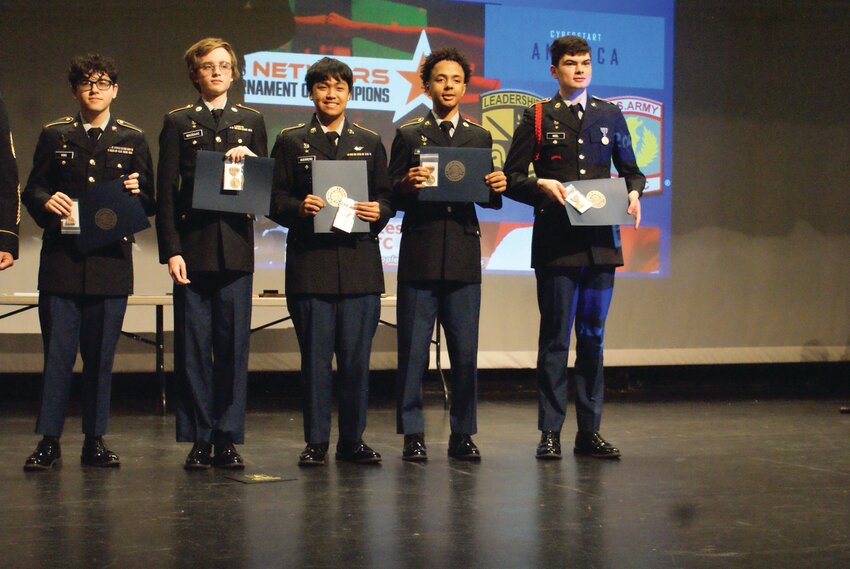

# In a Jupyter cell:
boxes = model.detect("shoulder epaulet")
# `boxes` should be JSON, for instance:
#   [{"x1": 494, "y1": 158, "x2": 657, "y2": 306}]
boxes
[
  {"x1": 352, "y1": 123, "x2": 378, "y2": 136},
  {"x1": 236, "y1": 103, "x2": 260, "y2": 114},
  {"x1": 278, "y1": 123, "x2": 305, "y2": 136},
  {"x1": 168, "y1": 104, "x2": 193, "y2": 115},
  {"x1": 399, "y1": 117, "x2": 424, "y2": 128},
  {"x1": 530, "y1": 98, "x2": 551, "y2": 108},
  {"x1": 461, "y1": 117, "x2": 484, "y2": 129},
  {"x1": 592, "y1": 95, "x2": 614, "y2": 105},
  {"x1": 44, "y1": 117, "x2": 74, "y2": 128},
  {"x1": 115, "y1": 118, "x2": 142, "y2": 132}
]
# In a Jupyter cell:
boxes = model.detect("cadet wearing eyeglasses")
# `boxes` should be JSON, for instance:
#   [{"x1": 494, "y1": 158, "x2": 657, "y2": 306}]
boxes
[
  {"x1": 156, "y1": 37, "x2": 267, "y2": 470},
  {"x1": 21, "y1": 53, "x2": 155, "y2": 471}
]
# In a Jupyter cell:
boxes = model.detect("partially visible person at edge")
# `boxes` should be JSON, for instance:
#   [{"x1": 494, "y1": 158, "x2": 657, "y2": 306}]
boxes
[{"x1": 0, "y1": 94, "x2": 20, "y2": 270}]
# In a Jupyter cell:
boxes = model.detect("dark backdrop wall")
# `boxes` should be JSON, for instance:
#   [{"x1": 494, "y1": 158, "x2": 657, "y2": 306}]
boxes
[{"x1": 1, "y1": 0, "x2": 848, "y2": 372}]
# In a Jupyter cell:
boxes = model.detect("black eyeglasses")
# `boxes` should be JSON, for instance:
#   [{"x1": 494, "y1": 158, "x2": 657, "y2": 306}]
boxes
[
  {"x1": 197, "y1": 62, "x2": 233, "y2": 74},
  {"x1": 77, "y1": 79, "x2": 115, "y2": 91}
]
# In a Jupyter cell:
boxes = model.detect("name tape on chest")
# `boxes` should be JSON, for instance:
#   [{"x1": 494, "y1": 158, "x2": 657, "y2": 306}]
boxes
[
  {"x1": 182, "y1": 129, "x2": 204, "y2": 140},
  {"x1": 54, "y1": 150, "x2": 75, "y2": 160}
]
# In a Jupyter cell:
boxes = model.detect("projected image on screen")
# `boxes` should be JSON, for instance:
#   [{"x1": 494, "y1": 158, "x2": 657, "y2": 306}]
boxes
[{"x1": 244, "y1": 0, "x2": 673, "y2": 277}]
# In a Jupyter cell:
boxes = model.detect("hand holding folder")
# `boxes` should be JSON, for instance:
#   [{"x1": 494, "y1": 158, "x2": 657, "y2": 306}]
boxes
[
  {"x1": 77, "y1": 178, "x2": 150, "y2": 254},
  {"x1": 192, "y1": 150, "x2": 274, "y2": 215},
  {"x1": 416, "y1": 147, "x2": 492, "y2": 203}
]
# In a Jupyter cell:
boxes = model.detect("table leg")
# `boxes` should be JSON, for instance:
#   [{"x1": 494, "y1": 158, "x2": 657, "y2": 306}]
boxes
[
  {"x1": 435, "y1": 316, "x2": 449, "y2": 409},
  {"x1": 156, "y1": 305, "x2": 165, "y2": 415}
]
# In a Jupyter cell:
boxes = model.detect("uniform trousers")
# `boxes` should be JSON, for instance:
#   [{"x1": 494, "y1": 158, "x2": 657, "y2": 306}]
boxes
[
  {"x1": 288, "y1": 293, "x2": 380, "y2": 445},
  {"x1": 396, "y1": 281, "x2": 480, "y2": 435},
  {"x1": 535, "y1": 266, "x2": 615, "y2": 433},
  {"x1": 36, "y1": 293, "x2": 128, "y2": 437},
  {"x1": 173, "y1": 271, "x2": 252, "y2": 445}
]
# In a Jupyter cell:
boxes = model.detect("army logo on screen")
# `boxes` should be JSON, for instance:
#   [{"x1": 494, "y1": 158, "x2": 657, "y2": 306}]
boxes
[
  {"x1": 586, "y1": 191, "x2": 607, "y2": 209},
  {"x1": 325, "y1": 186, "x2": 347, "y2": 207},
  {"x1": 444, "y1": 160, "x2": 465, "y2": 182},
  {"x1": 95, "y1": 208, "x2": 118, "y2": 230}
]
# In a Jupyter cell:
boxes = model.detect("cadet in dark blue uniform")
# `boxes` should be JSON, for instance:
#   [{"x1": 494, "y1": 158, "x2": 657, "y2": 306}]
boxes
[
  {"x1": 270, "y1": 58, "x2": 393, "y2": 466},
  {"x1": 21, "y1": 54, "x2": 155, "y2": 470},
  {"x1": 0, "y1": 94, "x2": 19, "y2": 270},
  {"x1": 503, "y1": 36, "x2": 645, "y2": 460},
  {"x1": 156, "y1": 38, "x2": 268, "y2": 470},
  {"x1": 388, "y1": 48, "x2": 506, "y2": 461}
]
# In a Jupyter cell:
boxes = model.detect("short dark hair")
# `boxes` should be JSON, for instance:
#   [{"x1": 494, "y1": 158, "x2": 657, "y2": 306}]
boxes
[
  {"x1": 306, "y1": 57, "x2": 353, "y2": 92},
  {"x1": 550, "y1": 36, "x2": 591, "y2": 66},
  {"x1": 68, "y1": 53, "x2": 118, "y2": 87},
  {"x1": 420, "y1": 47, "x2": 472, "y2": 85}
]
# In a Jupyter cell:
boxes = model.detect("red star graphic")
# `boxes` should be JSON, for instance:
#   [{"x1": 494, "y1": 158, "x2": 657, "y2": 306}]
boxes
[{"x1": 398, "y1": 54, "x2": 426, "y2": 104}]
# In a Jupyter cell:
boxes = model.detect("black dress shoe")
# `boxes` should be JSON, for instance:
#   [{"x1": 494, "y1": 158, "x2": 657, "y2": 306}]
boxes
[
  {"x1": 335, "y1": 439, "x2": 382, "y2": 464},
  {"x1": 213, "y1": 443, "x2": 245, "y2": 469},
  {"x1": 573, "y1": 432, "x2": 621, "y2": 459},
  {"x1": 299, "y1": 443, "x2": 329, "y2": 466},
  {"x1": 81, "y1": 437, "x2": 120, "y2": 467},
  {"x1": 535, "y1": 431, "x2": 562, "y2": 460},
  {"x1": 447, "y1": 433, "x2": 481, "y2": 461},
  {"x1": 184, "y1": 442, "x2": 213, "y2": 470},
  {"x1": 402, "y1": 433, "x2": 427, "y2": 462},
  {"x1": 24, "y1": 438, "x2": 62, "y2": 471}
]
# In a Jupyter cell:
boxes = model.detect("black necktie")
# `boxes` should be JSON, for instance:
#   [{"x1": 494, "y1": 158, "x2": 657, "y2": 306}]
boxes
[
  {"x1": 211, "y1": 108, "x2": 223, "y2": 127},
  {"x1": 325, "y1": 131, "x2": 339, "y2": 158},
  {"x1": 439, "y1": 121, "x2": 453, "y2": 146},
  {"x1": 570, "y1": 103, "x2": 584, "y2": 121},
  {"x1": 87, "y1": 127, "x2": 102, "y2": 149}
]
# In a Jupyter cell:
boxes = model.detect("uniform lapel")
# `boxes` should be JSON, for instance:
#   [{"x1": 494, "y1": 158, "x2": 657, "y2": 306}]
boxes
[
  {"x1": 335, "y1": 120, "x2": 360, "y2": 159},
  {"x1": 92, "y1": 117, "x2": 121, "y2": 156},
  {"x1": 420, "y1": 114, "x2": 445, "y2": 147},
  {"x1": 217, "y1": 103, "x2": 240, "y2": 133},
  {"x1": 451, "y1": 116, "x2": 476, "y2": 148},
  {"x1": 65, "y1": 115, "x2": 91, "y2": 153},
  {"x1": 580, "y1": 96, "x2": 603, "y2": 136},
  {"x1": 188, "y1": 98, "x2": 217, "y2": 132},
  {"x1": 550, "y1": 93, "x2": 581, "y2": 134},
  {"x1": 305, "y1": 115, "x2": 336, "y2": 160}
]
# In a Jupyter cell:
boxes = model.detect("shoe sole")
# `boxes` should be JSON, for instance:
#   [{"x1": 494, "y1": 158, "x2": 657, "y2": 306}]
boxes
[
  {"x1": 81, "y1": 459, "x2": 120, "y2": 467},
  {"x1": 298, "y1": 459, "x2": 326, "y2": 466},
  {"x1": 402, "y1": 454, "x2": 428, "y2": 462},
  {"x1": 448, "y1": 453, "x2": 481, "y2": 461},
  {"x1": 23, "y1": 458, "x2": 62, "y2": 471},
  {"x1": 535, "y1": 452, "x2": 562, "y2": 460},
  {"x1": 573, "y1": 449, "x2": 621, "y2": 459},
  {"x1": 335, "y1": 455, "x2": 382, "y2": 464},
  {"x1": 184, "y1": 463, "x2": 212, "y2": 470}
]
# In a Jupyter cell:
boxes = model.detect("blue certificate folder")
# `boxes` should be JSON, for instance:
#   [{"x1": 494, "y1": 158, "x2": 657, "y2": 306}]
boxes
[
  {"x1": 77, "y1": 178, "x2": 150, "y2": 254},
  {"x1": 564, "y1": 178, "x2": 634, "y2": 226},
  {"x1": 192, "y1": 150, "x2": 274, "y2": 215},
  {"x1": 417, "y1": 147, "x2": 491, "y2": 203},
  {"x1": 312, "y1": 160, "x2": 369, "y2": 234}
]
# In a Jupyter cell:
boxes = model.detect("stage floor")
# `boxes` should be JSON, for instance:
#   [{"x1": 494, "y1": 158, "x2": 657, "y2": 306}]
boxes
[{"x1": 1, "y1": 396, "x2": 848, "y2": 568}]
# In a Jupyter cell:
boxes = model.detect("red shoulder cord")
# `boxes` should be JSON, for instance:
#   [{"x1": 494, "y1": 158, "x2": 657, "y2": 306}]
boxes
[{"x1": 533, "y1": 102, "x2": 543, "y2": 162}]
